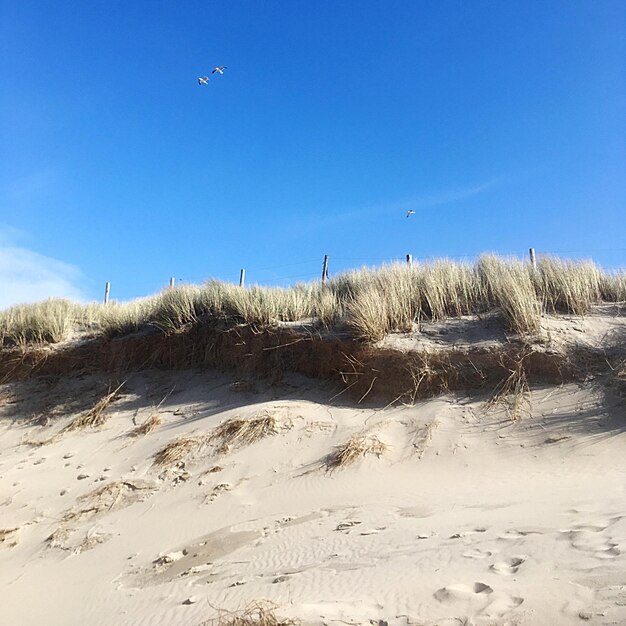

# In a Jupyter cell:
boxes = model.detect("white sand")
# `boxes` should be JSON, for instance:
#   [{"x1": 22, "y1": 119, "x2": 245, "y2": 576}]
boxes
[{"x1": 1, "y1": 323, "x2": 625, "y2": 625}]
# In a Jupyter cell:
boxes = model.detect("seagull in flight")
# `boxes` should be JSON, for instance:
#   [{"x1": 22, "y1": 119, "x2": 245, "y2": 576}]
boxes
[
  {"x1": 212, "y1": 66, "x2": 227, "y2": 75},
  {"x1": 406, "y1": 210, "x2": 415, "y2": 218},
  {"x1": 198, "y1": 76, "x2": 210, "y2": 85}
]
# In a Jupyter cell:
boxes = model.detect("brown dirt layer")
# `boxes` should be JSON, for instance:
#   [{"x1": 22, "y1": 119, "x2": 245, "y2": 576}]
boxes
[{"x1": 0, "y1": 324, "x2": 610, "y2": 403}]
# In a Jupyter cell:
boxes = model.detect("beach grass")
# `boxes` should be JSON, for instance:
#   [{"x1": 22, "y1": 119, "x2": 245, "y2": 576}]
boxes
[{"x1": 2, "y1": 255, "x2": 624, "y2": 345}]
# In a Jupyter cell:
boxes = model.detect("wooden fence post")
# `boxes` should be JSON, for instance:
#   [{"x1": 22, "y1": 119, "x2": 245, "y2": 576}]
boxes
[
  {"x1": 406, "y1": 254, "x2": 412, "y2": 267},
  {"x1": 322, "y1": 255, "x2": 329, "y2": 284},
  {"x1": 239, "y1": 269, "x2": 245, "y2": 287},
  {"x1": 104, "y1": 282, "x2": 110, "y2": 305},
  {"x1": 529, "y1": 248, "x2": 537, "y2": 270},
  {"x1": 169, "y1": 277, "x2": 175, "y2": 288}
]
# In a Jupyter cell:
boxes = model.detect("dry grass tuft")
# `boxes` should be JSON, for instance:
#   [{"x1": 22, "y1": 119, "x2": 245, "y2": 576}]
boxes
[
  {"x1": 484, "y1": 354, "x2": 532, "y2": 420},
  {"x1": 63, "y1": 382, "x2": 125, "y2": 432},
  {"x1": 0, "y1": 299, "x2": 82, "y2": 346},
  {"x1": 326, "y1": 433, "x2": 388, "y2": 469},
  {"x1": 0, "y1": 527, "x2": 20, "y2": 547},
  {"x1": 130, "y1": 412, "x2": 162, "y2": 437},
  {"x1": 478, "y1": 255, "x2": 541, "y2": 334},
  {"x1": 534, "y1": 256, "x2": 601, "y2": 315},
  {"x1": 153, "y1": 434, "x2": 209, "y2": 467},
  {"x1": 48, "y1": 480, "x2": 155, "y2": 550},
  {"x1": 613, "y1": 360, "x2": 626, "y2": 403},
  {"x1": 346, "y1": 285, "x2": 391, "y2": 341},
  {"x1": 78, "y1": 480, "x2": 154, "y2": 511},
  {"x1": 64, "y1": 480, "x2": 156, "y2": 524},
  {"x1": 198, "y1": 601, "x2": 298, "y2": 626},
  {"x1": 211, "y1": 412, "x2": 278, "y2": 452}
]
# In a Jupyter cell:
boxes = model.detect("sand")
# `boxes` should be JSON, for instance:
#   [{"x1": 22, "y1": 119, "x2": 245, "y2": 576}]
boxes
[{"x1": 1, "y1": 316, "x2": 625, "y2": 626}]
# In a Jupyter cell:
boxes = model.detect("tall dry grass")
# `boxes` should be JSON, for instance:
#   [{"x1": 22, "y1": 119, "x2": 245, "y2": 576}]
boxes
[
  {"x1": 339, "y1": 264, "x2": 420, "y2": 340},
  {"x1": 1, "y1": 256, "x2": 622, "y2": 346},
  {"x1": 0, "y1": 299, "x2": 82, "y2": 346},
  {"x1": 89, "y1": 296, "x2": 159, "y2": 338},
  {"x1": 533, "y1": 257, "x2": 601, "y2": 315},
  {"x1": 599, "y1": 270, "x2": 626, "y2": 306},
  {"x1": 477, "y1": 255, "x2": 541, "y2": 334}
]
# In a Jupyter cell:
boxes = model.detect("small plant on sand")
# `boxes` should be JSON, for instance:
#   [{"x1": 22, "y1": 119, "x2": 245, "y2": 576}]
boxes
[
  {"x1": 129, "y1": 412, "x2": 161, "y2": 437},
  {"x1": 613, "y1": 358, "x2": 626, "y2": 403},
  {"x1": 326, "y1": 433, "x2": 388, "y2": 469},
  {"x1": 128, "y1": 387, "x2": 173, "y2": 438},
  {"x1": 62, "y1": 381, "x2": 126, "y2": 432},
  {"x1": 484, "y1": 354, "x2": 532, "y2": 421},
  {"x1": 405, "y1": 352, "x2": 451, "y2": 403},
  {"x1": 0, "y1": 527, "x2": 19, "y2": 548},
  {"x1": 152, "y1": 434, "x2": 210, "y2": 467},
  {"x1": 48, "y1": 480, "x2": 156, "y2": 550},
  {"x1": 210, "y1": 412, "x2": 278, "y2": 453},
  {"x1": 198, "y1": 601, "x2": 298, "y2": 626}
]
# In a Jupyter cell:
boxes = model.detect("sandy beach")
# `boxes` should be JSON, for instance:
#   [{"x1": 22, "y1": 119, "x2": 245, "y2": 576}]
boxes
[{"x1": 1, "y1": 310, "x2": 625, "y2": 626}]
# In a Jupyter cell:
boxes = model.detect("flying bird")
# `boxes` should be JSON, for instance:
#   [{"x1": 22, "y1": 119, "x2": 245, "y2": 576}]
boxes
[
  {"x1": 198, "y1": 76, "x2": 210, "y2": 85},
  {"x1": 406, "y1": 210, "x2": 415, "y2": 218},
  {"x1": 212, "y1": 66, "x2": 227, "y2": 75}
]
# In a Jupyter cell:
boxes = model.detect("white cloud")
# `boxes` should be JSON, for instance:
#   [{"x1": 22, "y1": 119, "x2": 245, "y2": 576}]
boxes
[{"x1": 0, "y1": 245, "x2": 87, "y2": 309}]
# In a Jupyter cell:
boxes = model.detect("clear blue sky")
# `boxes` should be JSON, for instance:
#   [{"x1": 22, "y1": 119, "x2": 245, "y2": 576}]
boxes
[{"x1": 1, "y1": 0, "x2": 624, "y2": 305}]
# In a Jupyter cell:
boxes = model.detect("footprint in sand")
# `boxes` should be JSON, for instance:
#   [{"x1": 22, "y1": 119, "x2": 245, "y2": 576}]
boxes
[
  {"x1": 490, "y1": 556, "x2": 526, "y2": 575},
  {"x1": 462, "y1": 548, "x2": 493, "y2": 559},
  {"x1": 498, "y1": 527, "x2": 544, "y2": 540},
  {"x1": 435, "y1": 583, "x2": 524, "y2": 618},
  {"x1": 434, "y1": 582, "x2": 493, "y2": 602},
  {"x1": 486, "y1": 594, "x2": 525, "y2": 617},
  {"x1": 562, "y1": 529, "x2": 621, "y2": 558},
  {"x1": 572, "y1": 524, "x2": 609, "y2": 533},
  {"x1": 335, "y1": 521, "x2": 362, "y2": 532},
  {"x1": 449, "y1": 527, "x2": 488, "y2": 539}
]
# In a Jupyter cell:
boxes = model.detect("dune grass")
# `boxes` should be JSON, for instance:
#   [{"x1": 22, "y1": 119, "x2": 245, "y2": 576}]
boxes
[
  {"x1": 483, "y1": 353, "x2": 532, "y2": 421},
  {"x1": 210, "y1": 413, "x2": 278, "y2": 453},
  {"x1": 0, "y1": 527, "x2": 19, "y2": 547},
  {"x1": 326, "y1": 433, "x2": 388, "y2": 469},
  {"x1": 152, "y1": 434, "x2": 210, "y2": 468},
  {"x1": 197, "y1": 602, "x2": 298, "y2": 626},
  {"x1": 1, "y1": 256, "x2": 624, "y2": 346},
  {"x1": 129, "y1": 413, "x2": 161, "y2": 438},
  {"x1": 62, "y1": 382, "x2": 126, "y2": 432},
  {"x1": 0, "y1": 299, "x2": 82, "y2": 346},
  {"x1": 478, "y1": 255, "x2": 541, "y2": 334},
  {"x1": 533, "y1": 257, "x2": 601, "y2": 315}
]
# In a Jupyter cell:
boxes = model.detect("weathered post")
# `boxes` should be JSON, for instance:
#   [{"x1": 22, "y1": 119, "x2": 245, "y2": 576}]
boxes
[
  {"x1": 406, "y1": 254, "x2": 413, "y2": 267},
  {"x1": 322, "y1": 255, "x2": 329, "y2": 284},
  {"x1": 529, "y1": 248, "x2": 537, "y2": 270},
  {"x1": 169, "y1": 277, "x2": 175, "y2": 288},
  {"x1": 104, "y1": 282, "x2": 110, "y2": 305},
  {"x1": 239, "y1": 269, "x2": 245, "y2": 288}
]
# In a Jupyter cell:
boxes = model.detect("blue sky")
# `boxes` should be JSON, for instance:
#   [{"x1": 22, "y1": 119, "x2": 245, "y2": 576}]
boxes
[{"x1": 1, "y1": 0, "x2": 624, "y2": 306}]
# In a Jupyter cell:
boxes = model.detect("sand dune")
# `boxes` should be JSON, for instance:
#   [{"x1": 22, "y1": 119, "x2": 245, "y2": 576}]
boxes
[{"x1": 1, "y1": 313, "x2": 625, "y2": 625}]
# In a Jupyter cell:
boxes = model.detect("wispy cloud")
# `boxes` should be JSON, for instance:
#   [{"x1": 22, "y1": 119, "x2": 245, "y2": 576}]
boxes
[
  {"x1": 294, "y1": 178, "x2": 499, "y2": 233},
  {"x1": 0, "y1": 234, "x2": 87, "y2": 309}
]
